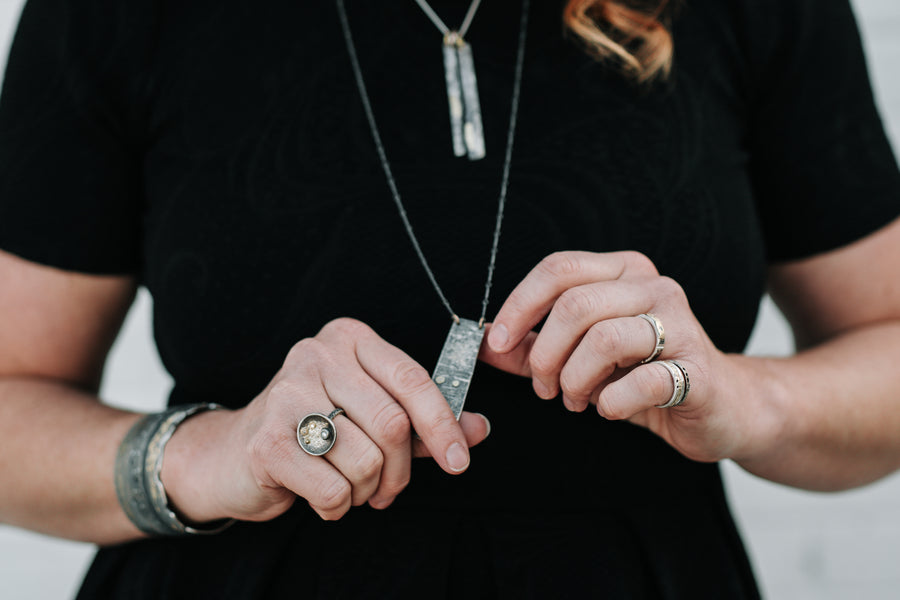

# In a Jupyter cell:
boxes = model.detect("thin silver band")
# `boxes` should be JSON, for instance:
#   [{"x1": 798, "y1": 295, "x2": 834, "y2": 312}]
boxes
[
  {"x1": 654, "y1": 360, "x2": 690, "y2": 408},
  {"x1": 637, "y1": 313, "x2": 665, "y2": 364}
]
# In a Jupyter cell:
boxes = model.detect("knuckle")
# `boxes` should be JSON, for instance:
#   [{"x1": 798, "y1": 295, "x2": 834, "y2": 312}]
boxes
[
  {"x1": 321, "y1": 317, "x2": 371, "y2": 339},
  {"x1": 423, "y1": 410, "x2": 458, "y2": 438},
  {"x1": 539, "y1": 251, "x2": 583, "y2": 278},
  {"x1": 392, "y1": 360, "x2": 433, "y2": 397},
  {"x1": 382, "y1": 474, "x2": 411, "y2": 497},
  {"x1": 657, "y1": 276, "x2": 686, "y2": 300},
  {"x1": 373, "y1": 403, "x2": 412, "y2": 446},
  {"x1": 596, "y1": 393, "x2": 624, "y2": 420},
  {"x1": 285, "y1": 337, "x2": 327, "y2": 366},
  {"x1": 528, "y1": 350, "x2": 555, "y2": 377},
  {"x1": 588, "y1": 321, "x2": 622, "y2": 357},
  {"x1": 623, "y1": 250, "x2": 657, "y2": 275},
  {"x1": 353, "y1": 445, "x2": 384, "y2": 481},
  {"x1": 315, "y1": 475, "x2": 352, "y2": 513},
  {"x1": 559, "y1": 370, "x2": 588, "y2": 400},
  {"x1": 555, "y1": 287, "x2": 596, "y2": 323}
]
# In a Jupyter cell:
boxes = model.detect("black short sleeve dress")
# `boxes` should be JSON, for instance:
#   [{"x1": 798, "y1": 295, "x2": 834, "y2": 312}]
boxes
[{"x1": 1, "y1": 0, "x2": 898, "y2": 597}]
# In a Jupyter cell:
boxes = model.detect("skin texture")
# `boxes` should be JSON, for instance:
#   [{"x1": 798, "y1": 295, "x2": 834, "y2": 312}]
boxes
[
  {"x1": 481, "y1": 217, "x2": 900, "y2": 490},
  {"x1": 1, "y1": 216, "x2": 900, "y2": 544},
  {"x1": 0, "y1": 250, "x2": 489, "y2": 544}
]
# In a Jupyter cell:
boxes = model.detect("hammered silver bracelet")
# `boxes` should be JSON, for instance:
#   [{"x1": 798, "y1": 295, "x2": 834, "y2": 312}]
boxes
[{"x1": 114, "y1": 403, "x2": 236, "y2": 536}]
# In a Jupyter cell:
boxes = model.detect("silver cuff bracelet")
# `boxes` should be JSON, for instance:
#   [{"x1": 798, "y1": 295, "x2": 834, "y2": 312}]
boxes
[{"x1": 114, "y1": 403, "x2": 235, "y2": 536}]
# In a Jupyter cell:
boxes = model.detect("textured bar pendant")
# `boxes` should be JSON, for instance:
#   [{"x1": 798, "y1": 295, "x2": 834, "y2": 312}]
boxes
[
  {"x1": 432, "y1": 318, "x2": 486, "y2": 419},
  {"x1": 442, "y1": 34, "x2": 466, "y2": 157},
  {"x1": 457, "y1": 41, "x2": 485, "y2": 160}
]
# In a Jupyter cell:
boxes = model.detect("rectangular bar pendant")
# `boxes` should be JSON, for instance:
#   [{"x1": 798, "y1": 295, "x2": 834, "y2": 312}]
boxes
[
  {"x1": 442, "y1": 38, "x2": 466, "y2": 157},
  {"x1": 432, "y1": 318, "x2": 485, "y2": 419},
  {"x1": 457, "y1": 41, "x2": 486, "y2": 160}
]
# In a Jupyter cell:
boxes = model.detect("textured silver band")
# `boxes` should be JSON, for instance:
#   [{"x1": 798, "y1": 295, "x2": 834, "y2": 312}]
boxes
[
  {"x1": 114, "y1": 403, "x2": 236, "y2": 536},
  {"x1": 637, "y1": 313, "x2": 666, "y2": 364},
  {"x1": 655, "y1": 360, "x2": 690, "y2": 408}
]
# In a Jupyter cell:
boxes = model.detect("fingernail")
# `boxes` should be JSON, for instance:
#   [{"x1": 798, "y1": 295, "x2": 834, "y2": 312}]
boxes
[
  {"x1": 488, "y1": 323, "x2": 509, "y2": 351},
  {"x1": 534, "y1": 379, "x2": 551, "y2": 399},
  {"x1": 446, "y1": 442, "x2": 469, "y2": 472},
  {"x1": 475, "y1": 413, "x2": 491, "y2": 438},
  {"x1": 369, "y1": 497, "x2": 392, "y2": 510}
]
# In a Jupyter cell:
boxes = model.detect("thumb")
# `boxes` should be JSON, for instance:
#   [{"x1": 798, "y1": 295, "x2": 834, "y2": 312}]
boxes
[
  {"x1": 478, "y1": 323, "x2": 536, "y2": 378},
  {"x1": 412, "y1": 411, "x2": 491, "y2": 458}
]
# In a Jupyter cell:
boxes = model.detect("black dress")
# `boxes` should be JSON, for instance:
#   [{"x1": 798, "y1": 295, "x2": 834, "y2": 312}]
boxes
[{"x1": 1, "y1": 0, "x2": 898, "y2": 597}]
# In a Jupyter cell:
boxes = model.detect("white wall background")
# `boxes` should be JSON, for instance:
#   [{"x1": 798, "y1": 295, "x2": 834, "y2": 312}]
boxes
[{"x1": 0, "y1": 1, "x2": 899, "y2": 598}]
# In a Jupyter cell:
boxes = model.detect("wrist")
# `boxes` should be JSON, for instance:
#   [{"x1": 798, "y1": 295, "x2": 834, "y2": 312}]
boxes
[
  {"x1": 159, "y1": 406, "x2": 238, "y2": 526},
  {"x1": 721, "y1": 354, "x2": 797, "y2": 465}
]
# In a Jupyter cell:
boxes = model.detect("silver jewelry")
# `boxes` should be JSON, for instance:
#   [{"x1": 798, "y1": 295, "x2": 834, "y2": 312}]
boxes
[
  {"x1": 115, "y1": 403, "x2": 236, "y2": 536},
  {"x1": 655, "y1": 360, "x2": 690, "y2": 408},
  {"x1": 414, "y1": 0, "x2": 486, "y2": 159},
  {"x1": 336, "y1": 0, "x2": 530, "y2": 420},
  {"x1": 637, "y1": 313, "x2": 665, "y2": 364},
  {"x1": 297, "y1": 408, "x2": 345, "y2": 456}
]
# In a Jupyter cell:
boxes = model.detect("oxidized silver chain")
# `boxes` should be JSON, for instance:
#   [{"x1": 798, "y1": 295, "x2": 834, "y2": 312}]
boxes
[
  {"x1": 414, "y1": 0, "x2": 483, "y2": 38},
  {"x1": 335, "y1": 0, "x2": 530, "y2": 327}
]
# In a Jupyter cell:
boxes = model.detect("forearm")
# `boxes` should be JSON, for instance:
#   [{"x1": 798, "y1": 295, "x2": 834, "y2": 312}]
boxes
[
  {"x1": 733, "y1": 321, "x2": 900, "y2": 491},
  {"x1": 0, "y1": 377, "x2": 145, "y2": 544}
]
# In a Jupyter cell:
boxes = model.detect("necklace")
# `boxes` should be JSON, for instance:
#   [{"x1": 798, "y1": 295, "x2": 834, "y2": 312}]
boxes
[
  {"x1": 415, "y1": 0, "x2": 486, "y2": 160},
  {"x1": 336, "y1": 0, "x2": 530, "y2": 418}
]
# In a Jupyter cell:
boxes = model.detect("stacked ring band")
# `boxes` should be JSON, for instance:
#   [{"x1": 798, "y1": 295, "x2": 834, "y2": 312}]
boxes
[
  {"x1": 655, "y1": 360, "x2": 690, "y2": 408},
  {"x1": 637, "y1": 313, "x2": 665, "y2": 364},
  {"x1": 297, "y1": 407, "x2": 345, "y2": 456}
]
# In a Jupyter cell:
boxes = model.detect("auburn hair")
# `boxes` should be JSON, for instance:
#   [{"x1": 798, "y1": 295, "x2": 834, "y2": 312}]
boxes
[{"x1": 563, "y1": 0, "x2": 677, "y2": 82}]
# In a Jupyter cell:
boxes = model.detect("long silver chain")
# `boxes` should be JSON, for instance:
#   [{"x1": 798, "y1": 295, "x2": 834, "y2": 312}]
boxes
[
  {"x1": 413, "y1": 0, "x2": 483, "y2": 38},
  {"x1": 335, "y1": 0, "x2": 530, "y2": 326}
]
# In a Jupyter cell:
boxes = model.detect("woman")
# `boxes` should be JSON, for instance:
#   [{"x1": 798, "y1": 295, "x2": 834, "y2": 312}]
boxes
[{"x1": 1, "y1": 0, "x2": 899, "y2": 597}]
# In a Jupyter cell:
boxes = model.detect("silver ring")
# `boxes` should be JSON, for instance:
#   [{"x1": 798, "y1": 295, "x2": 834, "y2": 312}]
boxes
[
  {"x1": 637, "y1": 313, "x2": 665, "y2": 364},
  {"x1": 297, "y1": 407, "x2": 344, "y2": 456},
  {"x1": 654, "y1": 360, "x2": 690, "y2": 408}
]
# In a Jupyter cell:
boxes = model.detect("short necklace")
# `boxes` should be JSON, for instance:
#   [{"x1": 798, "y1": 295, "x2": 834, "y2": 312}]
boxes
[
  {"x1": 335, "y1": 0, "x2": 530, "y2": 418},
  {"x1": 414, "y1": 0, "x2": 486, "y2": 160}
]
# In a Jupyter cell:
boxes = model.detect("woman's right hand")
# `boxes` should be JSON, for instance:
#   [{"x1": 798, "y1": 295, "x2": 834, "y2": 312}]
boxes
[{"x1": 162, "y1": 317, "x2": 490, "y2": 523}]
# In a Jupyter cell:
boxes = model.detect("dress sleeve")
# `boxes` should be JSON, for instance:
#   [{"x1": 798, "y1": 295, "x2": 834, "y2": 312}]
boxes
[
  {"x1": 0, "y1": 0, "x2": 148, "y2": 275},
  {"x1": 748, "y1": 0, "x2": 900, "y2": 263}
]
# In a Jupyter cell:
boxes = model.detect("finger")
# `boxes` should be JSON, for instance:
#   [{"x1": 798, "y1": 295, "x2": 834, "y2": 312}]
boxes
[
  {"x1": 318, "y1": 362, "x2": 412, "y2": 509},
  {"x1": 318, "y1": 413, "x2": 384, "y2": 507},
  {"x1": 488, "y1": 251, "x2": 657, "y2": 353},
  {"x1": 596, "y1": 361, "x2": 688, "y2": 420},
  {"x1": 477, "y1": 323, "x2": 536, "y2": 378},
  {"x1": 558, "y1": 316, "x2": 664, "y2": 412},
  {"x1": 529, "y1": 280, "x2": 655, "y2": 399},
  {"x1": 352, "y1": 329, "x2": 471, "y2": 475},
  {"x1": 412, "y1": 411, "x2": 491, "y2": 458},
  {"x1": 259, "y1": 423, "x2": 353, "y2": 521}
]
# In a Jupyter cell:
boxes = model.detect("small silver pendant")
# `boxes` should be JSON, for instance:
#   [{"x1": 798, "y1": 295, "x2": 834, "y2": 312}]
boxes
[
  {"x1": 442, "y1": 33, "x2": 486, "y2": 160},
  {"x1": 432, "y1": 318, "x2": 485, "y2": 419},
  {"x1": 442, "y1": 36, "x2": 466, "y2": 157}
]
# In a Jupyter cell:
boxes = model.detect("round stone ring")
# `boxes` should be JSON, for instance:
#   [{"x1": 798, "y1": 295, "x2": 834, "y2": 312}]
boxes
[{"x1": 296, "y1": 408, "x2": 345, "y2": 457}]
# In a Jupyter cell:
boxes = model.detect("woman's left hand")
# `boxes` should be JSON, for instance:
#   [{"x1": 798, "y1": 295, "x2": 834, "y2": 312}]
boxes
[{"x1": 480, "y1": 250, "x2": 763, "y2": 464}]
